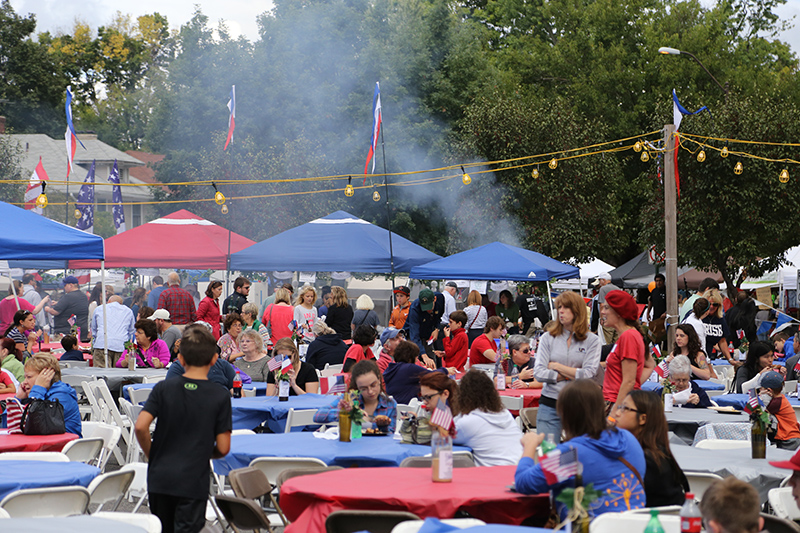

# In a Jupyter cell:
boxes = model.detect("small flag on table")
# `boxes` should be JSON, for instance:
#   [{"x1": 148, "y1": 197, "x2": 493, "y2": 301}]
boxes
[
  {"x1": 328, "y1": 375, "x2": 347, "y2": 394},
  {"x1": 744, "y1": 388, "x2": 761, "y2": 414},
  {"x1": 540, "y1": 448, "x2": 579, "y2": 485},
  {"x1": 267, "y1": 356, "x2": 283, "y2": 372},
  {"x1": 430, "y1": 399, "x2": 453, "y2": 430},
  {"x1": 652, "y1": 344, "x2": 661, "y2": 359},
  {"x1": 737, "y1": 329, "x2": 745, "y2": 340},
  {"x1": 655, "y1": 359, "x2": 670, "y2": 378},
  {"x1": 280, "y1": 357, "x2": 292, "y2": 373}
]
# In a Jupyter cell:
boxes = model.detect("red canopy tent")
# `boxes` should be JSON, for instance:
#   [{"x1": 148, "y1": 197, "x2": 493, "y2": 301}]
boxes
[{"x1": 70, "y1": 210, "x2": 256, "y2": 269}]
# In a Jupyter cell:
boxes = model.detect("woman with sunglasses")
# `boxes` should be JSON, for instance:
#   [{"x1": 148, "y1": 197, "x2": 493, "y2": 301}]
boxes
[
  {"x1": 533, "y1": 291, "x2": 601, "y2": 441},
  {"x1": 505, "y1": 335, "x2": 542, "y2": 389},
  {"x1": 702, "y1": 289, "x2": 733, "y2": 363},
  {"x1": 314, "y1": 359, "x2": 397, "y2": 432},
  {"x1": 614, "y1": 390, "x2": 689, "y2": 506}
]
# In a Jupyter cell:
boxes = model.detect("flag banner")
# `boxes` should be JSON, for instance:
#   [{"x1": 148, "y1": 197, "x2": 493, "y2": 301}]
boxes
[
  {"x1": 75, "y1": 161, "x2": 96, "y2": 234},
  {"x1": 108, "y1": 160, "x2": 126, "y2": 233},
  {"x1": 224, "y1": 85, "x2": 235, "y2": 151},
  {"x1": 737, "y1": 329, "x2": 745, "y2": 340},
  {"x1": 24, "y1": 157, "x2": 49, "y2": 214},
  {"x1": 652, "y1": 344, "x2": 661, "y2": 359},
  {"x1": 363, "y1": 81, "x2": 382, "y2": 181},
  {"x1": 540, "y1": 448, "x2": 579, "y2": 485},
  {"x1": 268, "y1": 356, "x2": 283, "y2": 372},
  {"x1": 65, "y1": 87, "x2": 85, "y2": 177},
  {"x1": 328, "y1": 375, "x2": 347, "y2": 394},
  {"x1": 280, "y1": 357, "x2": 292, "y2": 372},
  {"x1": 430, "y1": 398, "x2": 453, "y2": 430},
  {"x1": 672, "y1": 89, "x2": 710, "y2": 132}
]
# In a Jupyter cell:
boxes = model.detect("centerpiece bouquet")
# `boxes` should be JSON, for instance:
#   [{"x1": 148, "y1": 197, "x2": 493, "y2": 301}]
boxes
[{"x1": 337, "y1": 389, "x2": 365, "y2": 442}]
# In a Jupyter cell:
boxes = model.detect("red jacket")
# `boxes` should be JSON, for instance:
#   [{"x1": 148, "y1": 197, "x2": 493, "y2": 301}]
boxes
[
  {"x1": 196, "y1": 296, "x2": 221, "y2": 339},
  {"x1": 442, "y1": 327, "x2": 468, "y2": 371}
]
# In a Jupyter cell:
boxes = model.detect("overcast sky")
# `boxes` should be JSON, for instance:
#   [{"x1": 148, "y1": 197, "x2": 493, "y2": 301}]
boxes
[{"x1": 8, "y1": 0, "x2": 800, "y2": 68}]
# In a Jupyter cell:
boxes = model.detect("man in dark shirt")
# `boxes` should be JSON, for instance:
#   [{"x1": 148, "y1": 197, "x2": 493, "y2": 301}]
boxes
[
  {"x1": 222, "y1": 276, "x2": 250, "y2": 316},
  {"x1": 648, "y1": 273, "x2": 667, "y2": 320},
  {"x1": 515, "y1": 285, "x2": 550, "y2": 337},
  {"x1": 44, "y1": 276, "x2": 90, "y2": 341},
  {"x1": 401, "y1": 288, "x2": 444, "y2": 369}
]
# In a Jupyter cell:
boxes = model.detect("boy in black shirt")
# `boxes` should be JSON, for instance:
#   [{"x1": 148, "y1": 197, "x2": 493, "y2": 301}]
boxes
[{"x1": 135, "y1": 324, "x2": 232, "y2": 533}]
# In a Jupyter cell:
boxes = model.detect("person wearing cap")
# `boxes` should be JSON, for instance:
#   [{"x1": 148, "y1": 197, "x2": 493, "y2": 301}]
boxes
[
  {"x1": 377, "y1": 327, "x2": 404, "y2": 374},
  {"x1": 601, "y1": 290, "x2": 649, "y2": 414},
  {"x1": 150, "y1": 309, "x2": 181, "y2": 360},
  {"x1": 389, "y1": 286, "x2": 411, "y2": 330},
  {"x1": 699, "y1": 477, "x2": 763, "y2": 533},
  {"x1": 441, "y1": 282, "x2": 458, "y2": 326},
  {"x1": 45, "y1": 275, "x2": 89, "y2": 340},
  {"x1": 91, "y1": 294, "x2": 136, "y2": 368},
  {"x1": 157, "y1": 272, "x2": 197, "y2": 329},
  {"x1": 401, "y1": 288, "x2": 444, "y2": 369},
  {"x1": 758, "y1": 370, "x2": 800, "y2": 449},
  {"x1": 593, "y1": 273, "x2": 620, "y2": 345}
]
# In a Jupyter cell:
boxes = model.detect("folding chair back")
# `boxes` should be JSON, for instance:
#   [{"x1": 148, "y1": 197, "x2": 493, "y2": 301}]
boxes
[
  {"x1": 118, "y1": 398, "x2": 145, "y2": 463},
  {"x1": 228, "y1": 467, "x2": 273, "y2": 500},
  {"x1": 119, "y1": 462, "x2": 149, "y2": 513},
  {"x1": 499, "y1": 395, "x2": 524, "y2": 411},
  {"x1": 519, "y1": 407, "x2": 538, "y2": 431},
  {"x1": 284, "y1": 409, "x2": 319, "y2": 433},
  {"x1": 276, "y1": 466, "x2": 344, "y2": 489},
  {"x1": 129, "y1": 387, "x2": 152, "y2": 406},
  {"x1": 684, "y1": 472, "x2": 725, "y2": 501},
  {"x1": 142, "y1": 374, "x2": 165, "y2": 384},
  {"x1": 0, "y1": 486, "x2": 90, "y2": 518},
  {"x1": 320, "y1": 364, "x2": 343, "y2": 378},
  {"x1": 81, "y1": 421, "x2": 123, "y2": 470},
  {"x1": 760, "y1": 512, "x2": 800, "y2": 533},
  {"x1": 325, "y1": 510, "x2": 419, "y2": 533},
  {"x1": 249, "y1": 457, "x2": 327, "y2": 490},
  {"x1": 81, "y1": 379, "x2": 107, "y2": 422},
  {"x1": 88, "y1": 470, "x2": 136, "y2": 512},
  {"x1": 0, "y1": 452, "x2": 68, "y2": 462},
  {"x1": 214, "y1": 495, "x2": 274, "y2": 531},
  {"x1": 769, "y1": 488, "x2": 800, "y2": 521},
  {"x1": 61, "y1": 437, "x2": 104, "y2": 465}
]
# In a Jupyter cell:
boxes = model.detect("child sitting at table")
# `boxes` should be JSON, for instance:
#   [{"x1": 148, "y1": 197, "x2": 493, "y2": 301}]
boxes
[
  {"x1": 436, "y1": 310, "x2": 469, "y2": 372},
  {"x1": 759, "y1": 370, "x2": 800, "y2": 450},
  {"x1": 59, "y1": 335, "x2": 84, "y2": 362},
  {"x1": 135, "y1": 324, "x2": 232, "y2": 533}
]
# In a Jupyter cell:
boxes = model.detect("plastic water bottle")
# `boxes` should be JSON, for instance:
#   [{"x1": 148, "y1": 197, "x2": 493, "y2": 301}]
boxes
[
  {"x1": 232, "y1": 372, "x2": 242, "y2": 398},
  {"x1": 644, "y1": 509, "x2": 665, "y2": 533},
  {"x1": 509, "y1": 364, "x2": 520, "y2": 388},
  {"x1": 494, "y1": 358, "x2": 506, "y2": 390},
  {"x1": 538, "y1": 433, "x2": 557, "y2": 456},
  {"x1": 680, "y1": 493, "x2": 702, "y2": 533},
  {"x1": 431, "y1": 432, "x2": 453, "y2": 483}
]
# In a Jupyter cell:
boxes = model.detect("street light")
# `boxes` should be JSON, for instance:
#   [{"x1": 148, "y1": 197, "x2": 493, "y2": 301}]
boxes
[{"x1": 658, "y1": 47, "x2": 729, "y2": 95}]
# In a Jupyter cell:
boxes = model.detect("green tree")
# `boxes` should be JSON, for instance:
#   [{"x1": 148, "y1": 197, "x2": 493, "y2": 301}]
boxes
[{"x1": 0, "y1": 134, "x2": 25, "y2": 204}]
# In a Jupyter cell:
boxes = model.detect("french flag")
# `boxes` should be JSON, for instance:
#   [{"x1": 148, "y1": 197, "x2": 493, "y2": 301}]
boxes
[
  {"x1": 64, "y1": 87, "x2": 85, "y2": 177},
  {"x1": 363, "y1": 82, "x2": 382, "y2": 181},
  {"x1": 224, "y1": 85, "x2": 235, "y2": 151}
]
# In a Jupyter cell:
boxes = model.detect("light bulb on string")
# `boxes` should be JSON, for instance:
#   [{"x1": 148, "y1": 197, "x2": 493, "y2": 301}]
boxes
[
  {"x1": 531, "y1": 167, "x2": 539, "y2": 179},
  {"x1": 697, "y1": 150, "x2": 706, "y2": 162},
  {"x1": 780, "y1": 169, "x2": 790, "y2": 183},
  {"x1": 548, "y1": 158, "x2": 558, "y2": 169},
  {"x1": 721, "y1": 146, "x2": 729, "y2": 158},
  {"x1": 344, "y1": 176, "x2": 354, "y2": 197},
  {"x1": 461, "y1": 166, "x2": 471, "y2": 185},
  {"x1": 211, "y1": 182, "x2": 225, "y2": 205},
  {"x1": 373, "y1": 189, "x2": 381, "y2": 202},
  {"x1": 221, "y1": 204, "x2": 229, "y2": 215},
  {"x1": 35, "y1": 182, "x2": 48, "y2": 209},
  {"x1": 74, "y1": 208, "x2": 81, "y2": 220},
  {"x1": 640, "y1": 151, "x2": 650, "y2": 162},
  {"x1": 734, "y1": 161, "x2": 743, "y2": 175},
  {"x1": 633, "y1": 141, "x2": 643, "y2": 153}
]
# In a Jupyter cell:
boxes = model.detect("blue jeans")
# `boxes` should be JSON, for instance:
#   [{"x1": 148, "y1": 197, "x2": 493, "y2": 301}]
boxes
[{"x1": 536, "y1": 402, "x2": 562, "y2": 443}]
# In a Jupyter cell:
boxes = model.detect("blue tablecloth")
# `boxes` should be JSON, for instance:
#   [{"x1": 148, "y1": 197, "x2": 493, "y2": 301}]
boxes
[
  {"x1": 0, "y1": 460, "x2": 100, "y2": 500},
  {"x1": 418, "y1": 518, "x2": 549, "y2": 533},
  {"x1": 712, "y1": 360, "x2": 734, "y2": 366},
  {"x1": 642, "y1": 379, "x2": 725, "y2": 394},
  {"x1": 714, "y1": 394, "x2": 800, "y2": 410},
  {"x1": 231, "y1": 393, "x2": 335, "y2": 431},
  {"x1": 213, "y1": 433, "x2": 472, "y2": 474},
  {"x1": 122, "y1": 381, "x2": 268, "y2": 401}
]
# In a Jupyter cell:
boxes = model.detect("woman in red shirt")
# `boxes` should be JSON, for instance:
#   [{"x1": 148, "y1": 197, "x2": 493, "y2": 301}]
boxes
[
  {"x1": 196, "y1": 281, "x2": 222, "y2": 339},
  {"x1": 468, "y1": 316, "x2": 506, "y2": 367}
]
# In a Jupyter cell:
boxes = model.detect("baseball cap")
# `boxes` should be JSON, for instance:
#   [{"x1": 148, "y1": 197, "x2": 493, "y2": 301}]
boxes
[
  {"x1": 148, "y1": 309, "x2": 172, "y2": 321},
  {"x1": 445, "y1": 281, "x2": 458, "y2": 289},
  {"x1": 419, "y1": 288, "x2": 435, "y2": 311},
  {"x1": 393, "y1": 285, "x2": 410, "y2": 296},
  {"x1": 597, "y1": 272, "x2": 611, "y2": 281},
  {"x1": 380, "y1": 327, "x2": 404, "y2": 345},
  {"x1": 62, "y1": 276, "x2": 79, "y2": 286},
  {"x1": 761, "y1": 370, "x2": 784, "y2": 390},
  {"x1": 770, "y1": 449, "x2": 800, "y2": 471}
]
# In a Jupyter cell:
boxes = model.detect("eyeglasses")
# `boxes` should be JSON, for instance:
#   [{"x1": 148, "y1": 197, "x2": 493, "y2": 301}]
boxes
[
  {"x1": 357, "y1": 381, "x2": 381, "y2": 394},
  {"x1": 520, "y1": 348, "x2": 531, "y2": 354},
  {"x1": 710, "y1": 303, "x2": 720, "y2": 307},
  {"x1": 419, "y1": 391, "x2": 442, "y2": 402},
  {"x1": 617, "y1": 405, "x2": 641, "y2": 414}
]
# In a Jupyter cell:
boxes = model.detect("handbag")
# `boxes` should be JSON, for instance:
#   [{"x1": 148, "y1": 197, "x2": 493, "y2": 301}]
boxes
[
  {"x1": 21, "y1": 398, "x2": 66, "y2": 435},
  {"x1": 400, "y1": 414, "x2": 432, "y2": 445}
]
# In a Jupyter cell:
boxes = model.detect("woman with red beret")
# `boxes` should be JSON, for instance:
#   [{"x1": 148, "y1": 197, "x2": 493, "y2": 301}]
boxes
[{"x1": 601, "y1": 290, "x2": 650, "y2": 415}]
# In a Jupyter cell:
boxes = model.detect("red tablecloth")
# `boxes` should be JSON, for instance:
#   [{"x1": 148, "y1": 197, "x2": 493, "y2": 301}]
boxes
[
  {"x1": 0, "y1": 433, "x2": 79, "y2": 453},
  {"x1": 498, "y1": 388, "x2": 541, "y2": 415},
  {"x1": 280, "y1": 465, "x2": 549, "y2": 533},
  {"x1": 40, "y1": 343, "x2": 93, "y2": 364}
]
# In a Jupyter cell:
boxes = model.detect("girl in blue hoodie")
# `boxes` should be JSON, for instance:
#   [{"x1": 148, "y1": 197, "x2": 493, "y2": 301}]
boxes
[
  {"x1": 16, "y1": 353, "x2": 82, "y2": 436},
  {"x1": 515, "y1": 379, "x2": 645, "y2": 519}
]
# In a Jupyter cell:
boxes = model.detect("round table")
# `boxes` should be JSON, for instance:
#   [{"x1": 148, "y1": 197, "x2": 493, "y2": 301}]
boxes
[
  {"x1": 0, "y1": 460, "x2": 100, "y2": 500},
  {"x1": 642, "y1": 380, "x2": 725, "y2": 394},
  {"x1": 231, "y1": 393, "x2": 337, "y2": 432},
  {"x1": 213, "y1": 432, "x2": 472, "y2": 474},
  {"x1": 0, "y1": 432, "x2": 79, "y2": 453},
  {"x1": 280, "y1": 465, "x2": 550, "y2": 533},
  {"x1": 666, "y1": 408, "x2": 750, "y2": 445},
  {"x1": 60, "y1": 367, "x2": 168, "y2": 393},
  {"x1": 0, "y1": 516, "x2": 148, "y2": 532},
  {"x1": 714, "y1": 394, "x2": 800, "y2": 410}
]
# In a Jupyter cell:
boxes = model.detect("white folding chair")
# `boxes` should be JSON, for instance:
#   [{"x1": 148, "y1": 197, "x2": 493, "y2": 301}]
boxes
[
  {"x1": 128, "y1": 387, "x2": 152, "y2": 406},
  {"x1": 87, "y1": 470, "x2": 136, "y2": 512},
  {"x1": 785, "y1": 380, "x2": 798, "y2": 394},
  {"x1": 396, "y1": 404, "x2": 414, "y2": 417},
  {"x1": 118, "y1": 398, "x2": 145, "y2": 464},
  {"x1": 81, "y1": 379, "x2": 108, "y2": 423},
  {"x1": 769, "y1": 487, "x2": 800, "y2": 521},
  {"x1": 499, "y1": 395, "x2": 524, "y2": 411},
  {"x1": 284, "y1": 409, "x2": 319, "y2": 433},
  {"x1": 93, "y1": 511, "x2": 162, "y2": 532},
  {"x1": 86, "y1": 380, "x2": 132, "y2": 460},
  {"x1": 391, "y1": 518, "x2": 486, "y2": 533},
  {"x1": 0, "y1": 486, "x2": 90, "y2": 518},
  {"x1": 81, "y1": 421, "x2": 123, "y2": 470},
  {"x1": 320, "y1": 364, "x2": 343, "y2": 378},
  {"x1": 242, "y1": 387, "x2": 257, "y2": 398},
  {"x1": 684, "y1": 472, "x2": 725, "y2": 501},
  {"x1": 232, "y1": 429, "x2": 256, "y2": 436},
  {"x1": 0, "y1": 507, "x2": 8, "y2": 518},
  {"x1": 119, "y1": 462, "x2": 149, "y2": 513},
  {"x1": 0, "y1": 452, "x2": 68, "y2": 462},
  {"x1": 61, "y1": 437, "x2": 104, "y2": 465},
  {"x1": 142, "y1": 374, "x2": 166, "y2": 384},
  {"x1": 590, "y1": 512, "x2": 680, "y2": 532},
  {"x1": 695, "y1": 439, "x2": 750, "y2": 450},
  {"x1": 249, "y1": 457, "x2": 327, "y2": 490}
]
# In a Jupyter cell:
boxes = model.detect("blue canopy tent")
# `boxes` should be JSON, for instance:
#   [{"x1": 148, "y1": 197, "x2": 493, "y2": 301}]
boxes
[
  {"x1": 409, "y1": 242, "x2": 579, "y2": 281},
  {"x1": 229, "y1": 211, "x2": 441, "y2": 273}
]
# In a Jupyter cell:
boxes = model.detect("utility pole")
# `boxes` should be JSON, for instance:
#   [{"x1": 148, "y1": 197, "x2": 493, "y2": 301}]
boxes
[{"x1": 663, "y1": 124, "x2": 678, "y2": 353}]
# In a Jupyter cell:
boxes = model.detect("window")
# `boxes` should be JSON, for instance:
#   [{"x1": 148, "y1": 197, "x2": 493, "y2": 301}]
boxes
[{"x1": 132, "y1": 205, "x2": 142, "y2": 227}]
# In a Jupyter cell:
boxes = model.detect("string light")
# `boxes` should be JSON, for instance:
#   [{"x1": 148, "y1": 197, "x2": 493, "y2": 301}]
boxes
[
  {"x1": 697, "y1": 150, "x2": 706, "y2": 162},
  {"x1": 640, "y1": 151, "x2": 650, "y2": 162},
  {"x1": 633, "y1": 141, "x2": 643, "y2": 152},
  {"x1": 531, "y1": 167, "x2": 539, "y2": 179},
  {"x1": 372, "y1": 189, "x2": 381, "y2": 202},
  {"x1": 211, "y1": 182, "x2": 226, "y2": 205},
  {"x1": 36, "y1": 182, "x2": 48, "y2": 209},
  {"x1": 734, "y1": 161, "x2": 743, "y2": 175},
  {"x1": 221, "y1": 204, "x2": 229, "y2": 214},
  {"x1": 721, "y1": 146, "x2": 729, "y2": 158},
  {"x1": 461, "y1": 166, "x2": 471, "y2": 185},
  {"x1": 548, "y1": 158, "x2": 558, "y2": 169},
  {"x1": 780, "y1": 169, "x2": 790, "y2": 183},
  {"x1": 344, "y1": 176, "x2": 354, "y2": 197},
  {"x1": 74, "y1": 208, "x2": 81, "y2": 220}
]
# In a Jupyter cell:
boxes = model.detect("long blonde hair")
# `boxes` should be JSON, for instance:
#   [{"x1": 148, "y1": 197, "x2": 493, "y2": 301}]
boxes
[
  {"x1": 330, "y1": 286, "x2": 349, "y2": 308},
  {"x1": 703, "y1": 288, "x2": 724, "y2": 318},
  {"x1": 546, "y1": 291, "x2": 589, "y2": 341},
  {"x1": 294, "y1": 285, "x2": 317, "y2": 307}
]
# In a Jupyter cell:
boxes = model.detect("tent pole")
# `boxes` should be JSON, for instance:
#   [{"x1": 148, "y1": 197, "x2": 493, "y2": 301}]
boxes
[
  {"x1": 546, "y1": 280, "x2": 555, "y2": 321},
  {"x1": 101, "y1": 261, "x2": 108, "y2": 367},
  {"x1": 9, "y1": 269, "x2": 20, "y2": 311},
  {"x1": 379, "y1": 113, "x2": 395, "y2": 293}
]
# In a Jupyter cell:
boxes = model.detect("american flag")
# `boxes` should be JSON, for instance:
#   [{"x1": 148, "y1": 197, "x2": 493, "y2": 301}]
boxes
[
  {"x1": 744, "y1": 388, "x2": 761, "y2": 414},
  {"x1": 75, "y1": 161, "x2": 95, "y2": 233},
  {"x1": 328, "y1": 375, "x2": 347, "y2": 394},
  {"x1": 108, "y1": 160, "x2": 126, "y2": 233},
  {"x1": 430, "y1": 399, "x2": 453, "y2": 430},
  {"x1": 540, "y1": 448, "x2": 579, "y2": 485},
  {"x1": 267, "y1": 356, "x2": 283, "y2": 372}
]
